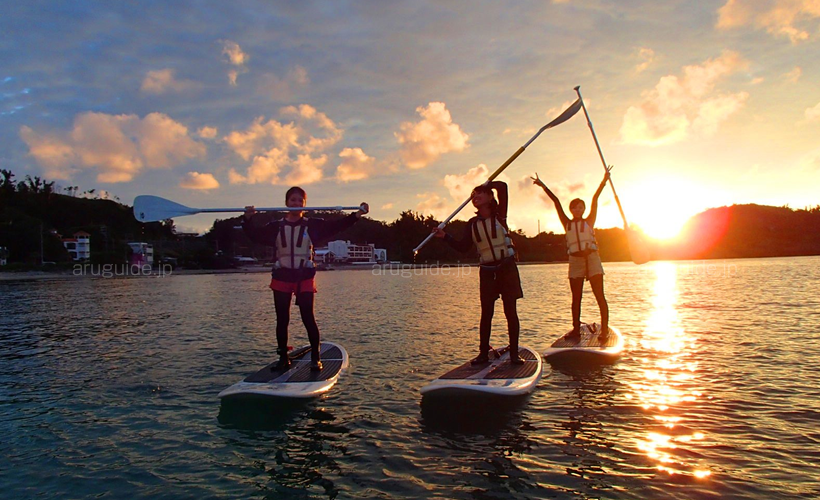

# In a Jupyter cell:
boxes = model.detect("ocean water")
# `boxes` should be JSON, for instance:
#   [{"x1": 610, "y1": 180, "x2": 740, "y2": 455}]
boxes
[{"x1": 2, "y1": 257, "x2": 819, "y2": 499}]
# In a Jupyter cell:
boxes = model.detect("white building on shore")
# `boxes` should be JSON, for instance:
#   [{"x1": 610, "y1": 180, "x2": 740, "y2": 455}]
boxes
[
  {"x1": 62, "y1": 231, "x2": 91, "y2": 261},
  {"x1": 128, "y1": 242, "x2": 154, "y2": 266},
  {"x1": 316, "y1": 240, "x2": 387, "y2": 264}
]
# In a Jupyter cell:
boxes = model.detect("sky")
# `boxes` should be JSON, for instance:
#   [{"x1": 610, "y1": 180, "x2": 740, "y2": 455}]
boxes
[{"x1": 2, "y1": 0, "x2": 819, "y2": 237}]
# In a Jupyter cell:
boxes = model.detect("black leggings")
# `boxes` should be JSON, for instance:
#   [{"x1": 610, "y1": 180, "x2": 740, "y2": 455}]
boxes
[
  {"x1": 273, "y1": 290, "x2": 320, "y2": 355},
  {"x1": 478, "y1": 296, "x2": 520, "y2": 354}
]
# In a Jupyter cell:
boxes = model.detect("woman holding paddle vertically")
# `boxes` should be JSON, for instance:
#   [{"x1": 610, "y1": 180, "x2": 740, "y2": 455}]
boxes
[
  {"x1": 243, "y1": 187, "x2": 369, "y2": 371},
  {"x1": 432, "y1": 181, "x2": 525, "y2": 366},
  {"x1": 533, "y1": 168, "x2": 611, "y2": 339}
]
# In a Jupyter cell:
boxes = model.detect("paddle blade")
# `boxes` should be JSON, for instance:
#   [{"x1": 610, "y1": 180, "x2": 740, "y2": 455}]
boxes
[
  {"x1": 133, "y1": 195, "x2": 197, "y2": 222},
  {"x1": 626, "y1": 228, "x2": 651, "y2": 265}
]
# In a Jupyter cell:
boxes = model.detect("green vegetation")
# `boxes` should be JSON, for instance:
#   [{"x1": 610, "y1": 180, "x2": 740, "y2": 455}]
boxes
[{"x1": 3, "y1": 168, "x2": 820, "y2": 272}]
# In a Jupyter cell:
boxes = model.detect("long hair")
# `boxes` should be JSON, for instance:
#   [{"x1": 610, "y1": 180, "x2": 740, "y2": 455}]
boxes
[{"x1": 472, "y1": 185, "x2": 498, "y2": 216}]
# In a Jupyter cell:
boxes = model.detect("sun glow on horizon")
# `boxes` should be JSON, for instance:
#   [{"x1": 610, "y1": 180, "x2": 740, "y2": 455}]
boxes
[{"x1": 624, "y1": 177, "x2": 714, "y2": 241}]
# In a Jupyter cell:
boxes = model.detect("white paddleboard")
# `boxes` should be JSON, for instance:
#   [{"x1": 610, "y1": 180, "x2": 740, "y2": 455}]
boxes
[
  {"x1": 543, "y1": 323, "x2": 623, "y2": 364},
  {"x1": 219, "y1": 342, "x2": 349, "y2": 399},
  {"x1": 420, "y1": 345, "x2": 542, "y2": 397}
]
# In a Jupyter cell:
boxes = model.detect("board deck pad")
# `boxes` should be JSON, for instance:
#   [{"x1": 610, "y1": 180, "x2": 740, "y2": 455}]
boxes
[
  {"x1": 543, "y1": 323, "x2": 624, "y2": 364},
  {"x1": 244, "y1": 345, "x2": 343, "y2": 383},
  {"x1": 440, "y1": 348, "x2": 538, "y2": 379},
  {"x1": 550, "y1": 323, "x2": 619, "y2": 348},
  {"x1": 421, "y1": 345, "x2": 542, "y2": 397},
  {"x1": 219, "y1": 342, "x2": 348, "y2": 399}
]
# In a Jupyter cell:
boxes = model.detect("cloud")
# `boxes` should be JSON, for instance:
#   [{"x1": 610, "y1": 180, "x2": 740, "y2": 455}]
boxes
[
  {"x1": 381, "y1": 203, "x2": 394, "y2": 209},
  {"x1": 18, "y1": 127, "x2": 75, "y2": 179},
  {"x1": 285, "y1": 154, "x2": 326, "y2": 184},
  {"x1": 227, "y1": 69, "x2": 239, "y2": 87},
  {"x1": 226, "y1": 104, "x2": 342, "y2": 185},
  {"x1": 198, "y1": 126, "x2": 218, "y2": 139},
  {"x1": 415, "y1": 192, "x2": 450, "y2": 219},
  {"x1": 180, "y1": 171, "x2": 219, "y2": 190},
  {"x1": 221, "y1": 40, "x2": 248, "y2": 85},
  {"x1": 619, "y1": 51, "x2": 749, "y2": 145},
  {"x1": 20, "y1": 112, "x2": 206, "y2": 182},
  {"x1": 140, "y1": 69, "x2": 193, "y2": 94},
  {"x1": 336, "y1": 147, "x2": 377, "y2": 182},
  {"x1": 222, "y1": 40, "x2": 248, "y2": 66},
  {"x1": 228, "y1": 148, "x2": 288, "y2": 185},
  {"x1": 635, "y1": 47, "x2": 656, "y2": 73},
  {"x1": 784, "y1": 66, "x2": 802, "y2": 82},
  {"x1": 717, "y1": 0, "x2": 820, "y2": 44},
  {"x1": 443, "y1": 164, "x2": 491, "y2": 201},
  {"x1": 395, "y1": 102, "x2": 469, "y2": 169},
  {"x1": 805, "y1": 102, "x2": 820, "y2": 122},
  {"x1": 257, "y1": 66, "x2": 310, "y2": 100},
  {"x1": 799, "y1": 147, "x2": 820, "y2": 170}
]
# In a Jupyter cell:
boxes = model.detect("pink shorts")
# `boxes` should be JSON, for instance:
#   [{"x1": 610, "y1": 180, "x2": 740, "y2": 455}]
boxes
[{"x1": 269, "y1": 278, "x2": 317, "y2": 294}]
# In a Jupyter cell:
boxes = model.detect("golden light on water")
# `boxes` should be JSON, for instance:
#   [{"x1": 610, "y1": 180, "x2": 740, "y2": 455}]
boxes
[{"x1": 628, "y1": 262, "x2": 712, "y2": 479}]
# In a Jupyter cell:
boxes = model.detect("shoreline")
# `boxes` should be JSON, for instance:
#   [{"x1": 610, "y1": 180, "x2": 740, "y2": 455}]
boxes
[{"x1": 2, "y1": 255, "x2": 819, "y2": 282}]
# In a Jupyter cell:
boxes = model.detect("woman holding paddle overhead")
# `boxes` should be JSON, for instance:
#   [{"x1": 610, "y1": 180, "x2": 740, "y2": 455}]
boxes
[
  {"x1": 432, "y1": 181, "x2": 525, "y2": 366},
  {"x1": 532, "y1": 168, "x2": 611, "y2": 339},
  {"x1": 243, "y1": 187, "x2": 369, "y2": 371}
]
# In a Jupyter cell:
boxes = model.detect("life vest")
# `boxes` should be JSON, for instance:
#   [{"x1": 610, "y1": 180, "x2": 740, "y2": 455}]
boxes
[
  {"x1": 275, "y1": 219, "x2": 314, "y2": 269},
  {"x1": 471, "y1": 216, "x2": 515, "y2": 264},
  {"x1": 565, "y1": 219, "x2": 598, "y2": 256}
]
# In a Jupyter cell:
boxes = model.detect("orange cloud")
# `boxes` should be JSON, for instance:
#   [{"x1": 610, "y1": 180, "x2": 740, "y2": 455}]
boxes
[
  {"x1": 620, "y1": 51, "x2": 749, "y2": 145},
  {"x1": 140, "y1": 69, "x2": 193, "y2": 94},
  {"x1": 784, "y1": 66, "x2": 802, "y2": 82},
  {"x1": 180, "y1": 171, "x2": 219, "y2": 190},
  {"x1": 336, "y1": 147, "x2": 376, "y2": 182},
  {"x1": 395, "y1": 102, "x2": 469, "y2": 169},
  {"x1": 635, "y1": 47, "x2": 656, "y2": 73},
  {"x1": 285, "y1": 154, "x2": 326, "y2": 184},
  {"x1": 198, "y1": 126, "x2": 218, "y2": 139},
  {"x1": 717, "y1": 0, "x2": 820, "y2": 44},
  {"x1": 20, "y1": 112, "x2": 206, "y2": 182},
  {"x1": 226, "y1": 105, "x2": 341, "y2": 185},
  {"x1": 415, "y1": 192, "x2": 450, "y2": 219}
]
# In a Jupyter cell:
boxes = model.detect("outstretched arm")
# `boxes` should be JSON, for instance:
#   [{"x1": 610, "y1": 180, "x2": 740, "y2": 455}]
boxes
[
  {"x1": 431, "y1": 223, "x2": 474, "y2": 253},
  {"x1": 532, "y1": 173, "x2": 570, "y2": 228},
  {"x1": 587, "y1": 167, "x2": 611, "y2": 228}
]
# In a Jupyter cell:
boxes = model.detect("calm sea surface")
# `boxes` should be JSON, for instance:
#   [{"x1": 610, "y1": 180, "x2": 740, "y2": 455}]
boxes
[{"x1": 2, "y1": 257, "x2": 820, "y2": 499}]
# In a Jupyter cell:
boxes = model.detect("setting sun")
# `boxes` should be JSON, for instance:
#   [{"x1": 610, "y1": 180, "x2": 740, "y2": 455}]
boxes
[{"x1": 623, "y1": 177, "x2": 717, "y2": 241}]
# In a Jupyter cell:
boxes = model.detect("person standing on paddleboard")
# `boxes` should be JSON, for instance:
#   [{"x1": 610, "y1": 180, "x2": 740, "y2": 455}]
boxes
[
  {"x1": 432, "y1": 181, "x2": 525, "y2": 366},
  {"x1": 243, "y1": 187, "x2": 369, "y2": 371},
  {"x1": 532, "y1": 168, "x2": 611, "y2": 339}
]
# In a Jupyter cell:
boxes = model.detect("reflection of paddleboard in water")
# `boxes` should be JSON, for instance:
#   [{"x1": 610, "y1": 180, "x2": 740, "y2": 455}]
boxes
[
  {"x1": 543, "y1": 323, "x2": 623, "y2": 364},
  {"x1": 218, "y1": 342, "x2": 348, "y2": 399},
  {"x1": 420, "y1": 345, "x2": 542, "y2": 397}
]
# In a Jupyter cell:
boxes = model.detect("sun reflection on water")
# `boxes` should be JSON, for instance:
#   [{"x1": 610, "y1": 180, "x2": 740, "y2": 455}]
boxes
[{"x1": 627, "y1": 262, "x2": 712, "y2": 479}]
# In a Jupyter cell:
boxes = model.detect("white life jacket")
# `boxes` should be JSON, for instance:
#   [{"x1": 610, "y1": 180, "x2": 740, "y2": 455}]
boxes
[
  {"x1": 471, "y1": 216, "x2": 515, "y2": 264},
  {"x1": 565, "y1": 219, "x2": 598, "y2": 256},
  {"x1": 275, "y1": 219, "x2": 314, "y2": 269}
]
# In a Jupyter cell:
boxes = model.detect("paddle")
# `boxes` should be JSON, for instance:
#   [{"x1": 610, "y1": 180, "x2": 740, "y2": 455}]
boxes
[
  {"x1": 412, "y1": 97, "x2": 584, "y2": 255},
  {"x1": 573, "y1": 86, "x2": 651, "y2": 265},
  {"x1": 132, "y1": 195, "x2": 364, "y2": 222}
]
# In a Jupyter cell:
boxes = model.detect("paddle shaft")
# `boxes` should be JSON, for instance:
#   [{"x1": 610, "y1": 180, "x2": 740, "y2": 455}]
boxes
[
  {"x1": 412, "y1": 146, "x2": 527, "y2": 254},
  {"x1": 574, "y1": 86, "x2": 630, "y2": 229},
  {"x1": 198, "y1": 206, "x2": 363, "y2": 213}
]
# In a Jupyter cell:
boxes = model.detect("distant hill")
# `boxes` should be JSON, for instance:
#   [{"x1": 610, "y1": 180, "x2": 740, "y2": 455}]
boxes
[
  {"x1": 655, "y1": 204, "x2": 820, "y2": 260},
  {"x1": 4, "y1": 169, "x2": 819, "y2": 267}
]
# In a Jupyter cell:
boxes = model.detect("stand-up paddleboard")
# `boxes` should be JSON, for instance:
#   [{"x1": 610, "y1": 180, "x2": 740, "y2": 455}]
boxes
[
  {"x1": 543, "y1": 323, "x2": 623, "y2": 364},
  {"x1": 219, "y1": 342, "x2": 348, "y2": 399},
  {"x1": 421, "y1": 345, "x2": 542, "y2": 397}
]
